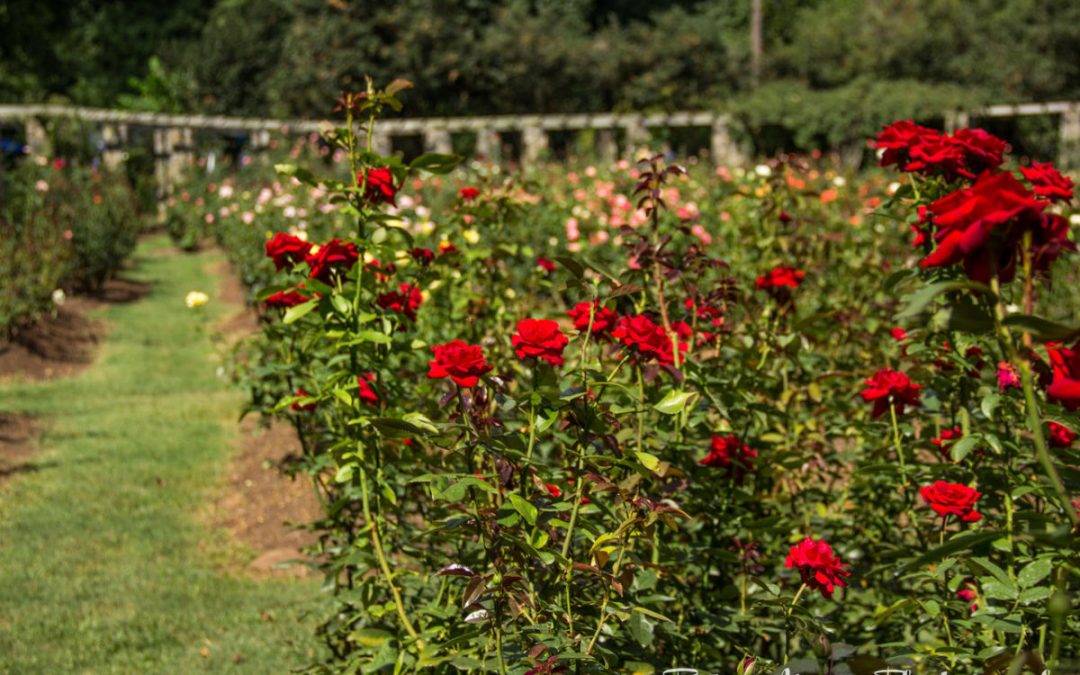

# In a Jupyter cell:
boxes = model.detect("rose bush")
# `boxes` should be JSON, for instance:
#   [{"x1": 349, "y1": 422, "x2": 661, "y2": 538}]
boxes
[{"x1": 179, "y1": 90, "x2": 1080, "y2": 673}]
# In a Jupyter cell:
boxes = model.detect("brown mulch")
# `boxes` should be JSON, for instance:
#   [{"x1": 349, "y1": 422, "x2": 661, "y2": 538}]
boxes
[
  {"x1": 0, "y1": 413, "x2": 42, "y2": 485},
  {"x1": 0, "y1": 277, "x2": 151, "y2": 382},
  {"x1": 210, "y1": 257, "x2": 322, "y2": 578},
  {"x1": 212, "y1": 417, "x2": 321, "y2": 578}
]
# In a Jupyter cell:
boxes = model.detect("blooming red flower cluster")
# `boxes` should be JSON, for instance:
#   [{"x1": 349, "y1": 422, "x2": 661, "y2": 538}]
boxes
[
  {"x1": 358, "y1": 167, "x2": 398, "y2": 206},
  {"x1": 930, "y1": 426, "x2": 962, "y2": 461},
  {"x1": 755, "y1": 266, "x2": 804, "y2": 292},
  {"x1": 427, "y1": 340, "x2": 493, "y2": 388},
  {"x1": 1048, "y1": 421, "x2": 1077, "y2": 448},
  {"x1": 876, "y1": 121, "x2": 1007, "y2": 181},
  {"x1": 265, "y1": 288, "x2": 310, "y2": 308},
  {"x1": 358, "y1": 373, "x2": 378, "y2": 405},
  {"x1": 1019, "y1": 162, "x2": 1075, "y2": 203},
  {"x1": 860, "y1": 368, "x2": 922, "y2": 418},
  {"x1": 784, "y1": 537, "x2": 850, "y2": 599},
  {"x1": 610, "y1": 314, "x2": 687, "y2": 366},
  {"x1": 567, "y1": 301, "x2": 618, "y2": 337},
  {"x1": 458, "y1": 186, "x2": 480, "y2": 201},
  {"x1": 920, "y1": 171, "x2": 1073, "y2": 282},
  {"x1": 700, "y1": 435, "x2": 757, "y2": 481},
  {"x1": 376, "y1": 283, "x2": 423, "y2": 321},
  {"x1": 1046, "y1": 340, "x2": 1080, "y2": 411},
  {"x1": 511, "y1": 319, "x2": 569, "y2": 366},
  {"x1": 409, "y1": 247, "x2": 435, "y2": 266},
  {"x1": 306, "y1": 239, "x2": 360, "y2": 283},
  {"x1": 920, "y1": 480, "x2": 983, "y2": 522},
  {"x1": 291, "y1": 387, "x2": 316, "y2": 412},
  {"x1": 265, "y1": 232, "x2": 313, "y2": 270}
]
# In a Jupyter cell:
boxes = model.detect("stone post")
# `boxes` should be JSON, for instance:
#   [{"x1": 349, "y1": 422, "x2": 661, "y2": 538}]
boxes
[
  {"x1": 474, "y1": 129, "x2": 499, "y2": 162},
  {"x1": 368, "y1": 127, "x2": 392, "y2": 156},
  {"x1": 623, "y1": 116, "x2": 648, "y2": 159},
  {"x1": 101, "y1": 124, "x2": 128, "y2": 170},
  {"x1": 249, "y1": 129, "x2": 271, "y2": 153},
  {"x1": 1059, "y1": 106, "x2": 1080, "y2": 169},
  {"x1": 710, "y1": 116, "x2": 744, "y2": 167},
  {"x1": 945, "y1": 111, "x2": 970, "y2": 134},
  {"x1": 167, "y1": 127, "x2": 194, "y2": 187},
  {"x1": 24, "y1": 118, "x2": 50, "y2": 157},
  {"x1": 522, "y1": 124, "x2": 548, "y2": 166},
  {"x1": 423, "y1": 126, "x2": 453, "y2": 154},
  {"x1": 596, "y1": 129, "x2": 617, "y2": 164},
  {"x1": 153, "y1": 128, "x2": 173, "y2": 199}
]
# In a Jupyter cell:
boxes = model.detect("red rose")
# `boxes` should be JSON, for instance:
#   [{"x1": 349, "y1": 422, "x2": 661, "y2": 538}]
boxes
[
  {"x1": 439, "y1": 241, "x2": 458, "y2": 256},
  {"x1": 860, "y1": 367, "x2": 922, "y2": 418},
  {"x1": 685, "y1": 297, "x2": 725, "y2": 327},
  {"x1": 700, "y1": 435, "x2": 757, "y2": 482},
  {"x1": 1047, "y1": 340, "x2": 1080, "y2": 411},
  {"x1": 512, "y1": 319, "x2": 569, "y2": 366},
  {"x1": 427, "y1": 340, "x2": 493, "y2": 388},
  {"x1": 1020, "y1": 161, "x2": 1074, "y2": 203},
  {"x1": 755, "y1": 266, "x2": 804, "y2": 290},
  {"x1": 291, "y1": 387, "x2": 316, "y2": 412},
  {"x1": 922, "y1": 171, "x2": 1049, "y2": 282},
  {"x1": 611, "y1": 314, "x2": 687, "y2": 366},
  {"x1": 567, "y1": 301, "x2": 618, "y2": 337},
  {"x1": 905, "y1": 135, "x2": 968, "y2": 180},
  {"x1": 784, "y1": 537, "x2": 850, "y2": 599},
  {"x1": 536, "y1": 257, "x2": 557, "y2": 273},
  {"x1": 459, "y1": 186, "x2": 480, "y2": 201},
  {"x1": 358, "y1": 166, "x2": 398, "y2": 206},
  {"x1": 920, "y1": 480, "x2": 983, "y2": 522},
  {"x1": 265, "y1": 232, "x2": 313, "y2": 270},
  {"x1": 409, "y1": 248, "x2": 435, "y2": 266},
  {"x1": 997, "y1": 361, "x2": 1021, "y2": 392},
  {"x1": 957, "y1": 578, "x2": 979, "y2": 612},
  {"x1": 876, "y1": 120, "x2": 940, "y2": 169},
  {"x1": 306, "y1": 239, "x2": 359, "y2": 283},
  {"x1": 1048, "y1": 421, "x2": 1077, "y2": 448},
  {"x1": 376, "y1": 283, "x2": 423, "y2": 321},
  {"x1": 544, "y1": 483, "x2": 562, "y2": 498},
  {"x1": 949, "y1": 128, "x2": 1007, "y2": 176},
  {"x1": 358, "y1": 373, "x2": 378, "y2": 405},
  {"x1": 265, "y1": 288, "x2": 309, "y2": 308},
  {"x1": 930, "y1": 426, "x2": 963, "y2": 460}
]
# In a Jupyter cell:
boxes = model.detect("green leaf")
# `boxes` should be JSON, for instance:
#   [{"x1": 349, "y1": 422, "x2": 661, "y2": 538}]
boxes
[
  {"x1": 1002, "y1": 315, "x2": 1080, "y2": 342},
  {"x1": 1017, "y1": 558, "x2": 1052, "y2": 589},
  {"x1": 981, "y1": 579, "x2": 1018, "y2": 600},
  {"x1": 507, "y1": 493, "x2": 538, "y2": 525},
  {"x1": 970, "y1": 557, "x2": 1014, "y2": 588},
  {"x1": 409, "y1": 153, "x2": 462, "y2": 174},
  {"x1": 627, "y1": 610, "x2": 654, "y2": 648},
  {"x1": 1018, "y1": 586, "x2": 1052, "y2": 603},
  {"x1": 653, "y1": 389, "x2": 697, "y2": 415},
  {"x1": 634, "y1": 451, "x2": 660, "y2": 472},
  {"x1": 950, "y1": 436, "x2": 978, "y2": 462},
  {"x1": 554, "y1": 255, "x2": 583, "y2": 279},
  {"x1": 894, "y1": 531, "x2": 1001, "y2": 575},
  {"x1": 896, "y1": 280, "x2": 990, "y2": 322},
  {"x1": 283, "y1": 299, "x2": 318, "y2": 324}
]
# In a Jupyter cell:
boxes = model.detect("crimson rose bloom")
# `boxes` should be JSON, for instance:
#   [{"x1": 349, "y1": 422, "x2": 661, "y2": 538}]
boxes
[
  {"x1": 536, "y1": 257, "x2": 557, "y2": 273},
  {"x1": 922, "y1": 171, "x2": 1051, "y2": 282},
  {"x1": 784, "y1": 537, "x2": 850, "y2": 599},
  {"x1": 756, "y1": 266, "x2": 804, "y2": 290},
  {"x1": 376, "y1": 283, "x2": 423, "y2": 321},
  {"x1": 1046, "y1": 340, "x2": 1080, "y2": 411},
  {"x1": 427, "y1": 340, "x2": 493, "y2": 388},
  {"x1": 264, "y1": 288, "x2": 308, "y2": 308},
  {"x1": 701, "y1": 435, "x2": 757, "y2": 482},
  {"x1": 358, "y1": 166, "x2": 397, "y2": 206},
  {"x1": 567, "y1": 301, "x2": 618, "y2": 337},
  {"x1": 860, "y1": 368, "x2": 922, "y2": 418},
  {"x1": 920, "y1": 481, "x2": 983, "y2": 522},
  {"x1": 949, "y1": 128, "x2": 1007, "y2": 176},
  {"x1": 358, "y1": 373, "x2": 378, "y2": 405},
  {"x1": 876, "y1": 120, "x2": 940, "y2": 169},
  {"x1": 511, "y1": 319, "x2": 569, "y2": 366},
  {"x1": 997, "y1": 361, "x2": 1021, "y2": 392},
  {"x1": 265, "y1": 232, "x2": 313, "y2": 270},
  {"x1": 1048, "y1": 421, "x2": 1077, "y2": 448},
  {"x1": 931, "y1": 426, "x2": 962, "y2": 460},
  {"x1": 611, "y1": 314, "x2": 687, "y2": 366},
  {"x1": 409, "y1": 248, "x2": 435, "y2": 266},
  {"x1": 1020, "y1": 161, "x2": 1074, "y2": 203},
  {"x1": 459, "y1": 186, "x2": 480, "y2": 201},
  {"x1": 291, "y1": 387, "x2": 316, "y2": 412},
  {"x1": 306, "y1": 239, "x2": 359, "y2": 283}
]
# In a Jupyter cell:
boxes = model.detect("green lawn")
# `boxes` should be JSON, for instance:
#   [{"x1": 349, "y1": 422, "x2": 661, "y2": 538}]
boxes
[{"x1": 0, "y1": 236, "x2": 325, "y2": 673}]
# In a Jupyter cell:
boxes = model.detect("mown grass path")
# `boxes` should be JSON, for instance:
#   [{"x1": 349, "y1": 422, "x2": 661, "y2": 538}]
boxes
[{"x1": 0, "y1": 236, "x2": 323, "y2": 673}]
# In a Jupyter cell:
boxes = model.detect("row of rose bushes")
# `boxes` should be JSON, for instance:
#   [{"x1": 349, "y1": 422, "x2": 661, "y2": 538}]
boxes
[
  {"x1": 184, "y1": 84, "x2": 1080, "y2": 673},
  {"x1": 0, "y1": 158, "x2": 142, "y2": 337}
]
